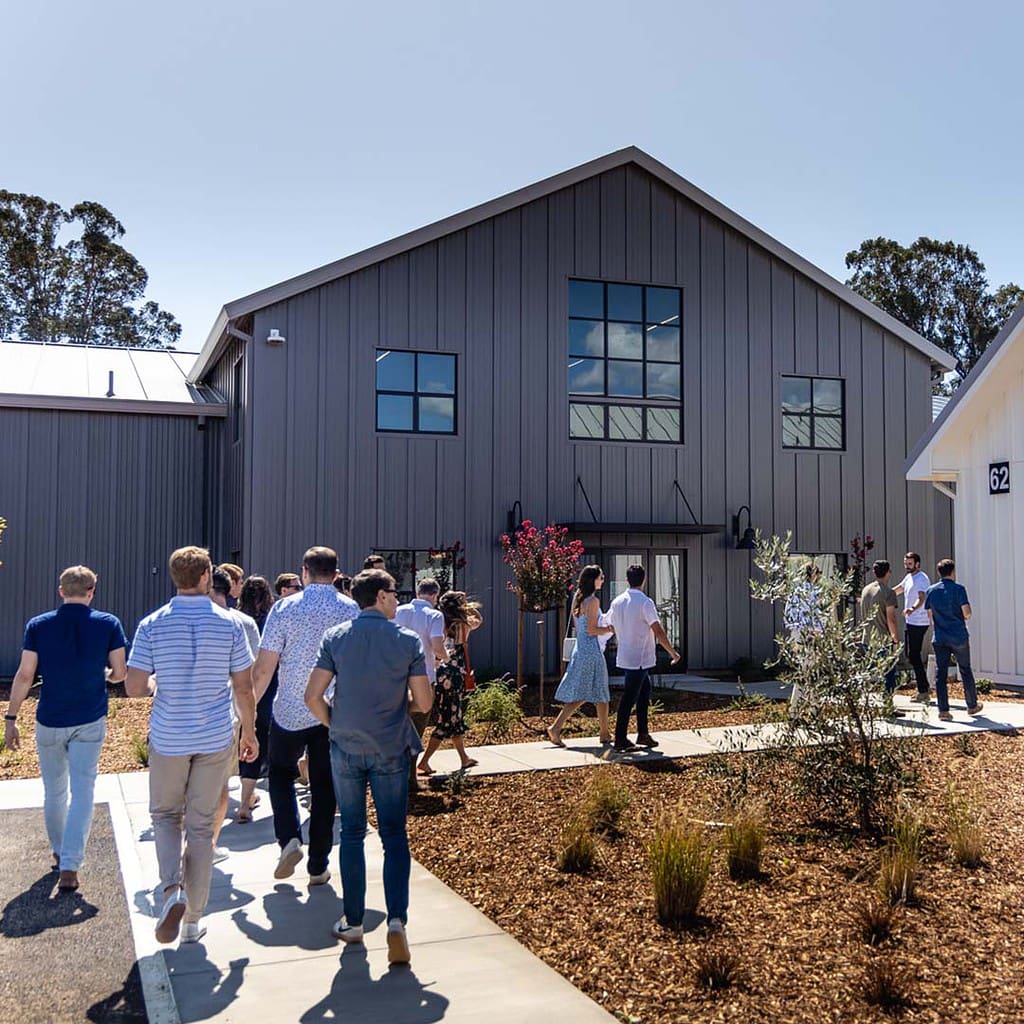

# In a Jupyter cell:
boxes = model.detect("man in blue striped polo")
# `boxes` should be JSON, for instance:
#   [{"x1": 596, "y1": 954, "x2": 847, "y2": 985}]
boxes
[{"x1": 126, "y1": 546, "x2": 258, "y2": 945}]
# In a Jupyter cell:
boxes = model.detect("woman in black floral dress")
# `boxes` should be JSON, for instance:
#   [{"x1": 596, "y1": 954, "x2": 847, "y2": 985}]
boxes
[{"x1": 417, "y1": 591, "x2": 483, "y2": 775}]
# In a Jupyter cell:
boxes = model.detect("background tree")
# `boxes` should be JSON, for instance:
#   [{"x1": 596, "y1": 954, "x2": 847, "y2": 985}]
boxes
[
  {"x1": 845, "y1": 237, "x2": 1024, "y2": 384},
  {"x1": 0, "y1": 191, "x2": 180, "y2": 348}
]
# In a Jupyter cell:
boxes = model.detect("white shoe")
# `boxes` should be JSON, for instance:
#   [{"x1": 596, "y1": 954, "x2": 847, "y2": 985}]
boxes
[
  {"x1": 274, "y1": 837, "x2": 303, "y2": 879},
  {"x1": 180, "y1": 922, "x2": 207, "y2": 944},
  {"x1": 308, "y1": 869, "x2": 331, "y2": 886},
  {"x1": 387, "y1": 918, "x2": 410, "y2": 964},
  {"x1": 212, "y1": 846, "x2": 229, "y2": 865},
  {"x1": 155, "y1": 890, "x2": 186, "y2": 944},
  {"x1": 331, "y1": 916, "x2": 364, "y2": 943}
]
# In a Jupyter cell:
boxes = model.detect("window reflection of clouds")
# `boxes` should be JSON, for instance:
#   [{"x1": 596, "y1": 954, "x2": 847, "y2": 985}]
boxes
[
  {"x1": 646, "y1": 363, "x2": 680, "y2": 399},
  {"x1": 569, "y1": 319, "x2": 604, "y2": 357},
  {"x1": 608, "y1": 360, "x2": 643, "y2": 397},
  {"x1": 607, "y1": 322, "x2": 643, "y2": 358},
  {"x1": 781, "y1": 377, "x2": 811, "y2": 413},
  {"x1": 417, "y1": 354, "x2": 455, "y2": 394},
  {"x1": 813, "y1": 378, "x2": 842, "y2": 415},
  {"x1": 568, "y1": 358, "x2": 605, "y2": 394},
  {"x1": 418, "y1": 396, "x2": 454, "y2": 432}
]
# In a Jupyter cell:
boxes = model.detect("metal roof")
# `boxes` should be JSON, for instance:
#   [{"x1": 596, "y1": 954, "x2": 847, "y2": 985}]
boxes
[
  {"x1": 0, "y1": 340, "x2": 225, "y2": 416},
  {"x1": 190, "y1": 146, "x2": 956, "y2": 383}
]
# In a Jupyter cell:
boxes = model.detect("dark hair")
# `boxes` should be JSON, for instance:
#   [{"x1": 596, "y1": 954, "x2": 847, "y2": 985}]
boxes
[
  {"x1": 937, "y1": 558, "x2": 956, "y2": 578},
  {"x1": 438, "y1": 590, "x2": 483, "y2": 635},
  {"x1": 303, "y1": 546, "x2": 338, "y2": 579},
  {"x1": 211, "y1": 567, "x2": 233, "y2": 596},
  {"x1": 239, "y1": 575, "x2": 274, "y2": 626},
  {"x1": 572, "y1": 565, "x2": 603, "y2": 617},
  {"x1": 803, "y1": 561, "x2": 822, "y2": 582},
  {"x1": 872, "y1": 560, "x2": 891, "y2": 579},
  {"x1": 417, "y1": 578, "x2": 440, "y2": 597},
  {"x1": 626, "y1": 564, "x2": 646, "y2": 588},
  {"x1": 274, "y1": 572, "x2": 301, "y2": 596},
  {"x1": 905, "y1": 551, "x2": 921, "y2": 567},
  {"x1": 333, "y1": 574, "x2": 352, "y2": 595},
  {"x1": 363, "y1": 555, "x2": 386, "y2": 570},
  {"x1": 351, "y1": 569, "x2": 395, "y2": 609}
]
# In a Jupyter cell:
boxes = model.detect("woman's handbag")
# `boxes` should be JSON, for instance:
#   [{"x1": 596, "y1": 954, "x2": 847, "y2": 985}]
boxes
[
  {"x1": 462, "y1": 637, "x2": 477, "y2": 692},
  {"x1": 561, "y1": 616, "x2": 576, "y2": 662}
]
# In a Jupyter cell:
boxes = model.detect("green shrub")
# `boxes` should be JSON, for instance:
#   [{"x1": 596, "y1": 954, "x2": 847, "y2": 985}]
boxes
[
  {"x1": 723, "y1": 803, "x2": 765, "y2": 880},
  {"x1": 465, "y1": 681, "x2": 521, "y2": 741},
  {"x1": 976, "y1": 677, "x2": 993, "y2": 695},
  {"x1": 694, "y1": 948, "x2": 743, "y2": 992},
  {"x1": 945, "y1": 782, "x2": 984, "y2": 868},
  {"x1": 128, "y1": 731, "x2": 149, "y2": 768},
  {"x1": 647, "y1": 814, "x2": 714, "y2": 925},
  {"x1": 556, "y1": 816, "x2": 598, "y2": 874},
  {"x1": 584, "y1": 770, "x2": 630, "y2": 838},
  {"x1": 952, "y1": 733, "x2": 977, "y2": 757},
  {"x1": 861, "y1": 957, "x2": 914, "y2": 1012},
  {"x1": 852, "y1": 895, "x2": 899, "y2": 946}
]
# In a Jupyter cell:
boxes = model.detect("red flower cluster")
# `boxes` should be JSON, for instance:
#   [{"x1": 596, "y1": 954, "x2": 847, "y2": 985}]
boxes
[
  {"x1": 500, "y1": 520, "x2": 585, "y2": 612},
  {"x1": 850, "y1": 532, "x2": 875, "y2": 566}
]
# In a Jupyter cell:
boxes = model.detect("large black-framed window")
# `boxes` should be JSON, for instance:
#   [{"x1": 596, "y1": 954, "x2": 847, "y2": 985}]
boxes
[
  {"x1": 567, "y1": 279, "x2": 682, "y2": 444},
  {"x1": 376, "y1": 349, "x2": 457, "y2": 434},
  {"x1": 781, "y1": 375, "x2": 845, "y2": 450}
]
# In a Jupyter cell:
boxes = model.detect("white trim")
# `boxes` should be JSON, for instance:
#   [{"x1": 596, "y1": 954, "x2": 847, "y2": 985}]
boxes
[{"x1": 0, "y1": 392, "x2": 226, "y2": 417}]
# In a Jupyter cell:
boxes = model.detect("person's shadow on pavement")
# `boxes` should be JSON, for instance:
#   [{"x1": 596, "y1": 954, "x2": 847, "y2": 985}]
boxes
[
  {"x1": 301, "y1": 944, "x2": 448, "y2": 1023},
  {"x1": 0, "y1": 872, "x2": 98, "y2": 937},
  {"x1": 161, "y1": 947, "x2": 249, "y2": 1018}
]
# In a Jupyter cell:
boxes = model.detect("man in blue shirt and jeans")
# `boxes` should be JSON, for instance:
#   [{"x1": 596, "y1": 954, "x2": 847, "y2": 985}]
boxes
[
  {"x1": 925, "y1": 558, "x2": 984, "y2": 722},
  {"x1": 305, "y1": 569, "x2": 432, "y2": 965},
  {"x1": 4, "y1": 566, "x2": 127, "y2": 893}
]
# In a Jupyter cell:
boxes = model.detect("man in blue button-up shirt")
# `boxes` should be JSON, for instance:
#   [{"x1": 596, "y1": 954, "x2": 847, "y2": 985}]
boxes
[
  {"x1": 306, "y1": 569, "x2": 431, "y2": 965},
  {"x1": 925, "y1": 558, "x2": 983, "y2": 721}
]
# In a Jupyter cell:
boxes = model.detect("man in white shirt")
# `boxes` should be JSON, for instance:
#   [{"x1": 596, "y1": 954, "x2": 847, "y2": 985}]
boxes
[
  {"x1": 894, "y1": 551, "x2": 931, "y2": 703},
  {"x1": 607, "y1": 564, "x2": 680, "y2": 752}
]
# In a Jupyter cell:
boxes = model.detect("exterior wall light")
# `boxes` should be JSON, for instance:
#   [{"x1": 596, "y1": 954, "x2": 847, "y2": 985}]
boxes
[
  {"x1": 266, "y1": 329, "x2": 285, "y2": 345},
  {"x1": 732, "y1": 505, "x2": 756, "y2": 550}
]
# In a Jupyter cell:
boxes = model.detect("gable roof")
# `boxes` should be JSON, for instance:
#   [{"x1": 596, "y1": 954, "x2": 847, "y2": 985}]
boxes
[
  {"x1": 905, "y1": 298, "x2": 1024, "y2": 480},
  {"x1": 189, "y1": 146, "x2": 955, "y2": 383}
]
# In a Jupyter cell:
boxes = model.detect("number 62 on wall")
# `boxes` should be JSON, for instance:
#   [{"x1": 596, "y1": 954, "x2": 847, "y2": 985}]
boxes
[{"x1": 989, "y1": 461, "x2": 1010, "y2": 494}]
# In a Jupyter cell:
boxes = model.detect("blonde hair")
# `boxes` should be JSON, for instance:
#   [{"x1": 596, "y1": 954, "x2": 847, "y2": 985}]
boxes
[
  {"x1": 59, "y1": 565, "x2": 97, "y2": 598},
  {"x1": 217, "y1": 562, "x2": 244, "y2": 583},
  {"x1": 171, "y1": 546, "x2": 212, "y2": 589}
]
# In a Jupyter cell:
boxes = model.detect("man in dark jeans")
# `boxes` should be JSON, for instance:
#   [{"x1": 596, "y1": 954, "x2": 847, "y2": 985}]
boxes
[
  {"x1": 894, "y1": 551, "x2": 932, "y2": 703},
  {"x1": 925, "y1": 559, "x2": 984, "y2": 722},
  {"x1": 251, "y1": 546, "x2": 359, "y2": 883}
]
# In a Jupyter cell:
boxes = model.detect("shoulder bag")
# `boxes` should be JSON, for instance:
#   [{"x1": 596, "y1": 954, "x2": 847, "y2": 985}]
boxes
[{"x1": 562, "y1": 613, "x2": 576, "y2": 663}]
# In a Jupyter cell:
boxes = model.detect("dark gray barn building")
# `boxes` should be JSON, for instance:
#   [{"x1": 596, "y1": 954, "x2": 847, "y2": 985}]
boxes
[{"x1": 0, "y1": 148, "x2": 955, "y2": 677}]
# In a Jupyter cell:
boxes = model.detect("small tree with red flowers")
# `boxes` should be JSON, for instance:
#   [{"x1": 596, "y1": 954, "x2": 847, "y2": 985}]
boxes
[{"x1": 500, "y1": 520, "x2": 585, "y2": 696}]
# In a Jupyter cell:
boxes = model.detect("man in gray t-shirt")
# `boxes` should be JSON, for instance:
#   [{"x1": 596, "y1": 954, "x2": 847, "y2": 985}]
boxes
[{"x1": 306, "y1": 569, "x2": 431, "y2": 965}]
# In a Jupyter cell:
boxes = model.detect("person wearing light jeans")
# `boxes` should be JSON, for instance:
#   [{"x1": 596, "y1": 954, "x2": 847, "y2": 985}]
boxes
[
  {"x1": 4, "y1": 565, "x2": 127, "y2": 893},
  {"x1": 126, "y1": 546, "x2": 257, "y2": 946}
]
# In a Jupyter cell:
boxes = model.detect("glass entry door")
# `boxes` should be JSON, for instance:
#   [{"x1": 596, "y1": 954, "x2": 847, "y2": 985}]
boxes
[{"x1": 596, "y1": 549, "x2": 687, "y2": 672}]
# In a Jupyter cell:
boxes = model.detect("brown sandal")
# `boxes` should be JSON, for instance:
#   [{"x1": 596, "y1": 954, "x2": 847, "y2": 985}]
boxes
[{"x1": 417, "y1": 764, "x2": 435, "y2": 776}]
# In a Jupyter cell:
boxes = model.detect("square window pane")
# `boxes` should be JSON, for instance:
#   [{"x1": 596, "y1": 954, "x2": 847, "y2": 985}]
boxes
[
  {"x1": 646, "y1": 363, "x2": 680, "y2": 399},
  {"x1": 377, "y1": 393, "x2": 414, "y2": 431},
  {"x1": 783, "y1": 414, "x2": 811, "y2": 447},
  {"x1": 608, "y1": 405, "x2": 643, "y2": 440},
  {"x1": 417, "y1": 353, "x2": 456, "y2": 394},
  {"x1": 646, "y1": 324, "x2": 680, "y2": 362},
  {"x1": 570, "y1": 403, "x2": 605, "y2": 439},
  {"x1": 376, "y1": 350, "x2": 415, "y2": 392},
  {"x1": 607, "y1": 283, "x2": 643, "y2": 322},
  {"x1": 568, "y1": 358, "x2": 605, "y2": 394},
  {"x1": 646, "y1": 407, "x2": 681, "y2": 442},
  {"x1": 418, "y1": 395, "x2": 455, "y2": 433},
  {"x1": 781, "y1": 377, "x2": 811, "y2": 413},
  {"x1": 607, "y1": 360, "x2": 643, "y2": 397},
  {"x1": 815, "y1": 416, "x2": 843, "y2": 449},
  {"x1": 607, "y1": 322, "x2": 643, "y2": 358},
  {"x1": 568, "y1": 279, "x2": 604, "y2": 319},
  {"x1": 646, "y1": 286, "x2": 680, "y2": 326},
  {"x1": 813, "y1": 377, "x2": 843, "y2": 415},
  {"x1": 569, "y1": 319, "x2": 604, "y2": 357}
]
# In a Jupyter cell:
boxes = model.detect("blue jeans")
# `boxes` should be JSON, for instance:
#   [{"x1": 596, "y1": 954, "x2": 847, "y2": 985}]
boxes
[
  {"x1": 615, "y1": 668, "x2": 652, "y2": 746},
  {"x1": 36, "y1": 716, "x2": 106, "y2": 871},
  {"x1": 934, "y1": 641, "x2": 978, "y2": 713},
  {"x1": 330, "y1": 745, "x2": 411, "y2": 927}
]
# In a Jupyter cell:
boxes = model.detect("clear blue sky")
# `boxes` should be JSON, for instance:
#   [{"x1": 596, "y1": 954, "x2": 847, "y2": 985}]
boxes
[{"x1": 5, "y1": 0, "x2": 1022, "y2": 352}]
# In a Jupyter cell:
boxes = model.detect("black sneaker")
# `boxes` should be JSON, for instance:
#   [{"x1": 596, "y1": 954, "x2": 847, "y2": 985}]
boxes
[
  {"x1": 635, "y1": 735, "x2": 659, "y2": 748},
  {"x1": 613, "y1": 741, "x2": 638, "y2": 753}
]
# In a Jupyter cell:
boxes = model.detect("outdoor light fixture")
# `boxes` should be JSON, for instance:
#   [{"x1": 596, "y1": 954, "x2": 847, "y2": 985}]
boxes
[
  {"x1": 506, "y1": 500, "x2": 523, "y2": 536},
  {"x1": 732, "y1": 505, "x2": 756, "y2": 550},
  {"x1": 266, "y1": 329, "x2": 285, "y2": 345}
]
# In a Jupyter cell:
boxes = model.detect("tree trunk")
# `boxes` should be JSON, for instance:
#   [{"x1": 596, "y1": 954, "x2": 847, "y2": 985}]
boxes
[{"x1": 516, "y1": 606, "x2": 524, "y2": 693}]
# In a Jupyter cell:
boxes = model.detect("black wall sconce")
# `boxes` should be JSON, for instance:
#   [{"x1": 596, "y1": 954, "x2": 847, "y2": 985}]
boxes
[
  {"x1": 732, "y1": 505, "x2": 756, "y2": 550},
  {"x1": 506, "y1": 500, "x2": 523, "y2": 536}
]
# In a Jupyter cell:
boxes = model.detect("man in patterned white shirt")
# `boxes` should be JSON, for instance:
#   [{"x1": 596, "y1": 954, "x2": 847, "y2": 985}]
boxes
[{"x1": 252, "y1": 546, "x2": 358, "y2": 883}]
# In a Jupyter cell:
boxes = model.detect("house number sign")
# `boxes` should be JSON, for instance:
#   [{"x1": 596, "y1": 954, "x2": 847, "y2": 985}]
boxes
[{"x1": 989, "y1": 461, "x2": 1010, "y2": 494}]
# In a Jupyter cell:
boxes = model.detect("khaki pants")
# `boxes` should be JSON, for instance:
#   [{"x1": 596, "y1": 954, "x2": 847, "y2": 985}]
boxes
[{"x1": 149, "y1": 739, "x2": 236, "y2": 923}]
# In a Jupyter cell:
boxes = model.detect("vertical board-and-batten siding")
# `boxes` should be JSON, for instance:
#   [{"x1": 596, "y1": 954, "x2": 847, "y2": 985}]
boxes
[
  {"x1": 0, "y1": 409, "x2": 206, "y2": 675},
  {"x1": 225, "y1": 162, "x2": 941, "y2": 670}
]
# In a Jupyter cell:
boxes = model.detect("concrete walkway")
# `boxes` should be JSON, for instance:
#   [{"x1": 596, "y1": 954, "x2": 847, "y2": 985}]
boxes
[{"x1": 2, "y1": 692, "x2": 1021, "y2": 1023}]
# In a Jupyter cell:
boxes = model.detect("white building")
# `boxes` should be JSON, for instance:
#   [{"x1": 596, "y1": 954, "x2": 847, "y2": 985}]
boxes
[{"x1": 906, "y1": 302, "x2": 1024, "y2": 687}]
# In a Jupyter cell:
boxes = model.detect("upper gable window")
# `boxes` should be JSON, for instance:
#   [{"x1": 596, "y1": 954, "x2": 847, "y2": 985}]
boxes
[
  {"x1": 567, "y1": 280, "x2": 682, "y2": 444},
  {"x1": 781, "y1": 375, "x2": 845, "y2": 450},
  {"x1": 376, "y1": 350, "x2": 456, "y2": 434}
]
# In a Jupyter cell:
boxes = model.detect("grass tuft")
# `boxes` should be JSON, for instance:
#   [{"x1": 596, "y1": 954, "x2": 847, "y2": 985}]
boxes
[
  {"x1": 952, "y1": 733, "x2": 977, "y2": 758},
  {"x1": 851, "y1": 895, "x2": 900, "y2": 946},
  {"x1": 945, "y1": 781, "x2": 984, "y2": 868},
  {"x1": 128, "y1": 731, "x2": 149, "y2": 768},
  {"x1": 878, "y1": 805, "x2": 923, "y2": 905},
  {"x1": 556, "y1": 816, "x2": 598, "y2": 874},
  {"x1": 647, "y1": 813, "x2": 714, "y2": 925},
  {"x1": 583, "y1": 770, "x2": 631, "y2": 838},
  {"x1": 723, "y1": 802, "x2": 765, "y2": 880},
  {"x1": 694, "y1": 947, "x2": 743, "y2": 992},
  {"x1": 861, "y1": 957, "x2": 914, "y2": 1013}
]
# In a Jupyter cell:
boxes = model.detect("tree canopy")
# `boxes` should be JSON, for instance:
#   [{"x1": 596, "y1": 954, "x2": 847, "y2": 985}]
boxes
[
  {"x1": 0, "y1": 191, "x2": 181, "y2": 348},
  {"x1": 845, "y1": 237, "x2": 1023, "y2": 381}
]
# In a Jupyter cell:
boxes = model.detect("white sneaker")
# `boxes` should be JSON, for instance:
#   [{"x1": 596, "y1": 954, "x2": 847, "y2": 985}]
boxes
[
  {"x1": 155, "y1": 890, "x2": 186, "y2": 944},
  {"x1": 387, "y1": 918, "x2": 410, "y2": 964},
  {"x1": 212, "y1": 846, "x2": 229, "y2": 865},
  {"x1": 274, "y1": 837, "x2": 303, "y2": 879},
  {"x1": 331, "y1": 916, "x2": 364, "y2": 943},
  {"x1": 180, "y1": 922, "x2": 207, "y2": 944},
  {"x1": 308, "y1": 869, "x2": 331, "y2": 886}
]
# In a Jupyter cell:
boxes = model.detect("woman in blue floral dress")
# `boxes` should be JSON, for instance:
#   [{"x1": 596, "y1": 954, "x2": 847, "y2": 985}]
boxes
[{"x1": 547, "y1": 565, "x2": 615, "y2": 746}]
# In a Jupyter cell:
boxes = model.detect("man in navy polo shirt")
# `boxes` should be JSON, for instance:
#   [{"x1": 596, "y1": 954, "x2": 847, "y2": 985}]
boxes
[
  {"x1": 925, "y1": 558, "x2": 984, "y2": 722},
  {"x1": 4, "y1": 565, "x2": 127, "y2": 893}
]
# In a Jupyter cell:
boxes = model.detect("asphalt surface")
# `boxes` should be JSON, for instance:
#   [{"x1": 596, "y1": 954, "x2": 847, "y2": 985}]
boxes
[{"x1": 0, "y1": 805, "x2": 146, "y2": 1023}]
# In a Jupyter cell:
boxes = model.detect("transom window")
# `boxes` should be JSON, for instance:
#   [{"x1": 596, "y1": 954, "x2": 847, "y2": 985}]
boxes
[
  {"x1": 781, "y1": 375, "x2": 845, "y2": 450},
  {"x1": 376, "y1": 350, "x2": 456, "y2": 434},
  {"x1": 567, "y1": 279, "x2": 682, "y2": 443}
]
